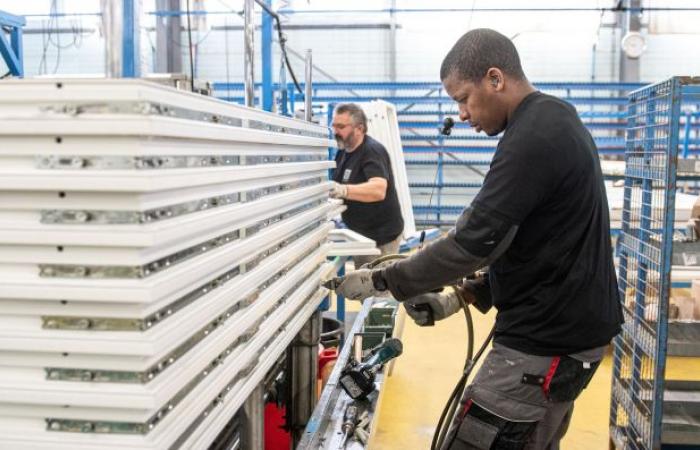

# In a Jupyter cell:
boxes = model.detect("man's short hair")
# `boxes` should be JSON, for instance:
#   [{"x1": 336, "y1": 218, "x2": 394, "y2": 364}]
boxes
[
  {"x1": 440, "y1": 28, "x2": 526, "y2": 83},
  {"x1": 334, "y1": 103, "x2": 368, "y2": 133}
]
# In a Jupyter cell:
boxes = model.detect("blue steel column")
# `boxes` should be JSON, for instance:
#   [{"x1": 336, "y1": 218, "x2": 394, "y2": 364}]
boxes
[
  {"x1": 682, "y1": 111, "x2": 692, "y2": 158},
  {"x1": 10, "y1": 24, "x2": 23, "y2": 77},
  {"x1": 0, "y1": 10, "x2": 25, "y2": 77},
  {"x1": 261, "y1": 0, "x2": 274, "y2": 111},
  {"x1": 122, "y1": 0, "x2": 139, "y2": 77}
]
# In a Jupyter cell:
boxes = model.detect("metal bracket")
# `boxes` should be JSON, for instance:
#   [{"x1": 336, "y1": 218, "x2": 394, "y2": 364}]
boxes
[{"x1": 39, "y1": 200, "x2": 323, "y2": 279}]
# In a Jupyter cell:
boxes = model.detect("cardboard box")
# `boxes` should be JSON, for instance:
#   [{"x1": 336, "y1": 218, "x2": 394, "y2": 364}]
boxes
[{"x1": 691, "y1": 280, "x2": 700, "y2": 320}]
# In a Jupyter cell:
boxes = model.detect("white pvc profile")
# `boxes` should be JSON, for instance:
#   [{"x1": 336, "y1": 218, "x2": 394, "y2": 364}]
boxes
[
  {"x1": 0, "y1": 246, "x2": 329, "y2": 412},
  {"x1": 0, "y1": 159, "x2": 333, "y2": 193},
  {"x1": 0, "y1": 78, "x2": 336, "y2": 450},
  {"x1": 327, "y1": 229, "x2": 381, "y2": 257},
  {"x1": 0, "y1": 202, "x2": 333, "y2": 305},
  {"x1": 0, "y1": 78, "x2": 329, "y2": 138},
  {"x1": 0, "y1": 172, "x2": 324, "y2": 211},
  {"x1": 0, "y1": 225, "x2": 332, "y2": 358},
  {"x1": 362, "y1": 100, "x2": 417, "y2": 237},
  {"x1": 0, "y1": 137, "x2": 328, "y2": 171},
  {"x1": 0, "y1": 185, "x2": 329, "y2": 248},
  {"x1": 0, "y1": 116, "x2": 331, "y2": 147},
  {"x1": 0, "y1": 267, "x2": 332, "y2": 450},
  {"x1": 0, "y1": 182, "x2": 328, "y2": 251},
  {"x1": 183, "y1": 278, "x2": 331, "y2": 450}
]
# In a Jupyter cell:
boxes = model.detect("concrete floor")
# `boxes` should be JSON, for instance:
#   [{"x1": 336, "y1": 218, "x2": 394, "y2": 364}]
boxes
[
  {"x1": 331, "y1": 286, "x2": 700, "y2": 449},
  {"x1": 370, "y1": 307, "x2": 612, "y2": 450}
]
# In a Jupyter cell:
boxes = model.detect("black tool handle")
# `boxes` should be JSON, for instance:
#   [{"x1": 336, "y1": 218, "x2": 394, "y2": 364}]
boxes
[{"x1": 412, "y1": 303, "x2": 435, "y2": 326}]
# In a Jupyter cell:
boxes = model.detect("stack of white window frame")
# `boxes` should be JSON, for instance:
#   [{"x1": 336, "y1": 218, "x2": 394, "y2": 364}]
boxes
[{"x1": 0, "y1": 79, "x2": 337, "y2": 450}]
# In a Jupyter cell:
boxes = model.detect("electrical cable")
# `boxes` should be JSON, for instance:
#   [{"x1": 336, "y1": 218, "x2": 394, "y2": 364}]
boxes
[
  {"x1": 253, "y1": 0, "x2": 302, "y2": 94},
  {"x1": 185, "y1": 0, "x2": 195, "y2": 92},
  {"x1": 38, "y1": 0, "x2": 89, "y2": 75}
]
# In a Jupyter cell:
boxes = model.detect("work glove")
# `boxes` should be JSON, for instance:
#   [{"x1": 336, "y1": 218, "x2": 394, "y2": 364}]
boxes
[
  {"x1": 333, "y1": 268, "x2": 385, "y2": 300},
  {"x1": 404, "y1": 290, "x2": 463, "y2": 326},
  {"x1": 330, "y1": 182, "x2": 348, "y2": 199}
]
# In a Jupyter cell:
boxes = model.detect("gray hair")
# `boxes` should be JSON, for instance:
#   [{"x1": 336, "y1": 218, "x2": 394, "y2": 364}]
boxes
[
  {"x1": 440, "y1": 28, "x2": 526, "y2": 83},
  {"x1": 334, "y1": 103, "x2": 368, "y2": 133}
]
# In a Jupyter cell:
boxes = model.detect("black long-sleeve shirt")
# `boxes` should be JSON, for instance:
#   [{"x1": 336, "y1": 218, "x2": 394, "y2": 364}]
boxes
[{"x1": 382, "y1": 92, "x2": 623, "y2": 356}]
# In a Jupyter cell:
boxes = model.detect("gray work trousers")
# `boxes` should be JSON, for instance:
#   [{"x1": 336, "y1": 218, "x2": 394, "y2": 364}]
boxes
[
  {"x1": 353, "y1": 234, "x2": 402, "y2": 268},
  {"x1": 441, "y1": 343, "x2": 602, "y2": 450}
]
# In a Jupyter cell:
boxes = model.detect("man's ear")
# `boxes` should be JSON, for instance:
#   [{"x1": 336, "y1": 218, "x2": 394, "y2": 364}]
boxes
[{"x1": 486, "y1": 68, "x2": 504, "y2": 91}]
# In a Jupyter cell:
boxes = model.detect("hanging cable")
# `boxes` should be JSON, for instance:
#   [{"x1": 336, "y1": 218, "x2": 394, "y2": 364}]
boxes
[
  {"x1": 254, "y1": 0, "x2": 302, "y2": 94},
  {"x1": 185, "y1": 0, "x2": 195, "y2": 91}
]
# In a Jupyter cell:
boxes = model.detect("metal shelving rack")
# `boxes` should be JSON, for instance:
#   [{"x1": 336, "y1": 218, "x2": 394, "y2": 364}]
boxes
[{"x1": 610, "y1": 76, "x2": 700, "y2": 450}]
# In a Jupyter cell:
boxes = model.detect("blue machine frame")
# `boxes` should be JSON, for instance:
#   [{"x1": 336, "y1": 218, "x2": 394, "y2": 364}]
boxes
[
  {"x1": 0, "y1": 9, "x2": 25, "y2": 77},
  {"x1": 610, "y1": 76, "x2": 700, "y2": 450}
]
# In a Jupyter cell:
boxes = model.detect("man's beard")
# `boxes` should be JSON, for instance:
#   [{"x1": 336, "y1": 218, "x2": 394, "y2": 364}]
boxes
[
  {"x1": 334, "y1": 135, "x2": 345, "y2": 150},
  {"x1": 335, "y1": 134, "x2": 351, "y2": 150}
]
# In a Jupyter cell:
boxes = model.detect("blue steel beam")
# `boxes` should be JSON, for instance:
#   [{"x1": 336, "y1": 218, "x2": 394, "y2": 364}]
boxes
[
  {"x1": 0, "y1": 9, "x2": 25, "y2": 76},
  {"x1": 0, "y1": 30, "x2": 20, "y2": 75},
  {"x1": 410, "y1": 182, "x2": 483, "y2": 189},
  {"x1": 212, "y1": 81, "x2": 648, "y2": 91},
  {"x1": 122, "y1": 0, "x2": 139, "y2": 77},
  {"x1": 276, "y1": 7, "x2": 700, "y2": 14},
  {"x1": 405, "y1": 159, "x2": 491, "y2": 165},
  {"x1": 400, "y1": 120, "x2": 628, "y2": 130},
  {"x1": 10, "y1": 26, "x2": 22, "y2": 75},
  {"x1": 413, "y1": 205, "x2": 464, "y2": 214},
  {"x1": 0, "y1": 10, "x2": 25, "y2": 27},
  {"x1": 403, "y1": 145, "x2": 496, "y2": 154},
  {"x1": 219, "y1": 95, "x2": 631, "y2": 106},
  {"x1": 400, "y1": 135, "x2": 627, "y2": 145},
  {"x1": 292, "y1": 95, "x2": 631, "y2": 105},
  {"x1": 397, "y1": 110, "x2": 630, "y2": 119},
  {"x1": 407, "y1": 160, "x2": 490, "y2": 166},
  {"x1": 148, "y1": 7, "x2": 700, "y2": 16},
  {"x1": 261, "y1": 0, "x2": 273, "y2": 111}
]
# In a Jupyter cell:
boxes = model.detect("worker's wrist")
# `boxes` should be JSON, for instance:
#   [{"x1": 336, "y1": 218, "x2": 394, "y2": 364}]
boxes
[
  {"x1": 371, "y1": 269, "x2": 388, "y2": 292},
  {"x1": 444, "y1": 290, "x2": 464, "y2": 315},
  {"x1": 465, "y1": 279, "x2": 493, "y2": 314},
  {"x1": 344, "y1": 184, "x2": 350, "y2": 199}
]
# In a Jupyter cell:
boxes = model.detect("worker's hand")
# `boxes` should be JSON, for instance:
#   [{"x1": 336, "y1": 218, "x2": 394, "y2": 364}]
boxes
[
  {"x1": 330, "y1": 182, "x2": 348, "y2": 199},
  {"x1": 404, "y1": 290, "x2": 462, "y2": 326},
  {"x1": 455, "y1": 281, "x2": 477, "y2": 305},
  {"x1": 334, "y1": 268, "x2": 384, "y2": 300}
]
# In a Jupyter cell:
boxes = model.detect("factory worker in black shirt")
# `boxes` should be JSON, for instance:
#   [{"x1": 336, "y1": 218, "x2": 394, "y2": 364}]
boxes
[
  {"x1": 331, "y1": 103, "x2": 404, "y2": 267},
  {"x1": 329, "y1": 29, "x2": 623, "y2": 449}
]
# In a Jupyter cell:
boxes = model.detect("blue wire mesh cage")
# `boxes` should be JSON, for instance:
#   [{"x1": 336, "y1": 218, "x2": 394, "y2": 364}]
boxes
[{"x1": 610, "y1": 77, "x2": 700, "y2": 450}]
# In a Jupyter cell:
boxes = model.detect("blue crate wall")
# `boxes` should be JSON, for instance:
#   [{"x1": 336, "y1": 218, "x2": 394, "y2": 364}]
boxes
[
  {"x1": 213, "y1": 81, "x2": 700, "y2": 228},
  {"x1": 610, "y1": 77, "x2": 700, "y2": 450}
]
